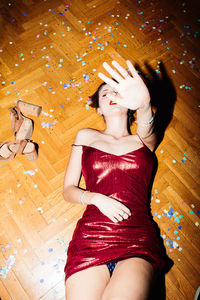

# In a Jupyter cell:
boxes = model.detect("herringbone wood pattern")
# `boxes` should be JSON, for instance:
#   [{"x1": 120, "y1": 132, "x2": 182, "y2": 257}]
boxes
[{"x1": 0, "y1": 0, "x2": 199, "y2": 299}]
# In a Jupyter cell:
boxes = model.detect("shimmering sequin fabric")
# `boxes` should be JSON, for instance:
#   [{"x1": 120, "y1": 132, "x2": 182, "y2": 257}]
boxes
[{"x1": 64, "y1": 141, "x2": 167, "y2": 283}]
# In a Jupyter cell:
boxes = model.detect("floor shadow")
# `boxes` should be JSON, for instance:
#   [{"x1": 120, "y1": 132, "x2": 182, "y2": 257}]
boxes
[
  {"x1": 146, "y1": 153, "x2": 174, "y2": 300},
  {"x1": 132, "y1": 60, "x2": 177, "y2": 299},
  {"x1": 135, "y1": 60, "x2": 177, "y2": 150},
  {"x1": 149, "y1": 273, "x2": 167, "y2": 300}
]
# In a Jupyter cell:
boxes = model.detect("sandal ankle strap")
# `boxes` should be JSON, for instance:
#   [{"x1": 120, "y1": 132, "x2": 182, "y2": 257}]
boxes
[
  {"x1": 7, "y1": 140, "x2": 28, "y2": 155},
  {"x1": 9, "y1": 107, "x2": 24, "y2": 134}
]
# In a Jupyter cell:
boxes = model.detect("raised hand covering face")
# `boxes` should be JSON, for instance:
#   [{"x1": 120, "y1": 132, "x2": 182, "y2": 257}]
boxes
[{"x1": 98, "y1": 60, "x2": 151, "y2": 111}]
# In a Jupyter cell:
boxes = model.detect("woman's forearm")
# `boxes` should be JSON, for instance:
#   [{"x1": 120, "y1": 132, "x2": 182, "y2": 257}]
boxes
[
  {"x1": 136, "y1": 103, "x2": 155, "y2": 138},
  {"x1": 63, "y1": 185, "x2": 97, "y2": 206}
]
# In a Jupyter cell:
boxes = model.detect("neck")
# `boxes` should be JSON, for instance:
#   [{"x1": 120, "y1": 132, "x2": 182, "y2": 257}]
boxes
[{"x1": 102, "y1": 113, "x2": 129, "y2": 139}]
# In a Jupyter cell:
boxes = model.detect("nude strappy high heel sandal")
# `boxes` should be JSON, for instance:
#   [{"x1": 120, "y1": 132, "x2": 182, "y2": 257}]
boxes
[
  {"x1": 0, "y1": 142, "x2": 16, "y2": 162},
  {"x1": 17, "y1": 100, "x2": 42, "y2": 117},
  {"x1": 9, "y1": 106, "x2": 33, "y2": 140},
  {"x1": 8, "y1": 140, "x2": 38, "y2": 161}
]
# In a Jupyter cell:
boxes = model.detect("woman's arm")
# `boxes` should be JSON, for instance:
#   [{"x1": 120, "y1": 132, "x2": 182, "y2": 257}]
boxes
[
  {"x1": 136, "y1": 102, "x2": 157, "y2": 152},
  {"x1": 63, "y1": 129, "x2": 132, "y2": 222},
  {"x1": 63, "y1": 129, "x2": 96, "y2": 206}
]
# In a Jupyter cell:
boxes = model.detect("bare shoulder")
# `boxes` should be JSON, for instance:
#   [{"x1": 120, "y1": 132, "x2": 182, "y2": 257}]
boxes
[
  {"x1": 136, "y1": 132, "x2": 157, "y2": 152},
  {"x1": 74, "y1": 128, "x2": 99, "y2": 145}
]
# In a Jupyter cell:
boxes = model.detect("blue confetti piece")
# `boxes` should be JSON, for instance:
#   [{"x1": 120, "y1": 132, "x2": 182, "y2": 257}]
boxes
[
  {"x1": 54, "y1": 264, "x2": 59, "y2": 270},
  {"x1": 48, "y1": 248, "x2": 53, "y2": 253},
  {"x1": 174, "y1": 217, "x2": 180, "y2": 223},
  {"x1": 40, "y1": 279, "x2": 44, "y2": 283}
]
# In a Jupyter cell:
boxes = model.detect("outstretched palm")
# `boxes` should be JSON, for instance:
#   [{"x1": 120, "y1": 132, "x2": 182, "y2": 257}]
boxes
[{"x1": 98, "y1": 60, "x2": 151, "y2": 110}]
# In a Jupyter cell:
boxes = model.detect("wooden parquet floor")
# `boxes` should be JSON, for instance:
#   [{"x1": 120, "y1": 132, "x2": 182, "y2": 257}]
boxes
[{"x1": 0, "y1": 0, "x2": 200, "y2": 299}]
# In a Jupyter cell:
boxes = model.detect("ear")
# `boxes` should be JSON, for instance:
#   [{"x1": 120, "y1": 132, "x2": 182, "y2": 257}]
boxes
[{"x1": 97, "y1": 107, "x2": 103, "y2": 115}]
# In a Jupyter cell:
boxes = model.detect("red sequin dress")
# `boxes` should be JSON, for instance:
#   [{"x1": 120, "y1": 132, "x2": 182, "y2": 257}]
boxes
[{"x1": 64, "y1": 139, "x2": 167, "y2": 283}]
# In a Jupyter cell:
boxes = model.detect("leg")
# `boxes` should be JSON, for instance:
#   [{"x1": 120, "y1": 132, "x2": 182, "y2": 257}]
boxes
[
  {"x1": 101, "y1": 257, "x2": 155, "y2": 300},
  {"x1": 65, "y1": 264, "x2": 110, "y2": 300}
]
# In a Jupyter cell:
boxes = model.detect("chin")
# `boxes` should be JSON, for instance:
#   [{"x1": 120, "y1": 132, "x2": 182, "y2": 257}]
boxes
[{"x1": 108, "y1": 106, "x2": 128, "y2": 115}]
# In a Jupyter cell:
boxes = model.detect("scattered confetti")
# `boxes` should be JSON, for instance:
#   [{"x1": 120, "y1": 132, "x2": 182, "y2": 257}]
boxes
[
  {"x1": 1, "y1": 0, "x2": 199, "y2": 291},
  {"x1": 0, "y1": 255, "x2": 16, "y2": 279}
]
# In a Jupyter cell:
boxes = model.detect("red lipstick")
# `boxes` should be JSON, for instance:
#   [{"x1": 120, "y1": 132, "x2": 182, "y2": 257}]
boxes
[{"x1": 109, "y1": 100, "x2": 117, "y2": 105}]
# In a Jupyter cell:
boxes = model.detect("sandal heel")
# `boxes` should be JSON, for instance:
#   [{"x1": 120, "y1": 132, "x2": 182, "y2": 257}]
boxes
[
  {"x1": 9, "y1": 107, "x2": 33, "y2": 140},
  {"x1": 25, "y1": 144, "x2": 38, "y2": 161},
  {"x1": 17, "y1": 100, "x2": 42, "y2": 117},
  {"x1": 16, "y1": 118, "x2": 33, "y2": 140}
]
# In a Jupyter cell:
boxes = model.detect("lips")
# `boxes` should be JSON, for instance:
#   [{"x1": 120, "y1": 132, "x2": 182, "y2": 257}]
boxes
[{"x1": 109, "y1": 100, "x2": 117, "y2": 105}]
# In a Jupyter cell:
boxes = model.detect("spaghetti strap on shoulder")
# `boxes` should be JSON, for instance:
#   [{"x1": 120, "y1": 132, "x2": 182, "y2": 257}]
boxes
[
  {"x1": 136, "y1": 133, "x2": 145, "y2": 145},
  {"x1": 72, "y1": 144, "x2": 83, "y2": 147}
]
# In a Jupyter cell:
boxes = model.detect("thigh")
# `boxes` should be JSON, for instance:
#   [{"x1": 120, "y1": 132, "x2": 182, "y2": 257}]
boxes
[
  {"x1": 101, "y1": 257, "x2": 155, "y2": 300},
  {"x1": 65, "y1": 264, "x2": 110, "y2": 300}
]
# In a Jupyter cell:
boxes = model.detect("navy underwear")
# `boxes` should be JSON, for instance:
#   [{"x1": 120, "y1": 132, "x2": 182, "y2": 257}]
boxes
[{"x1": 106, "y1": 261, "x2": 118, "y2": 276}]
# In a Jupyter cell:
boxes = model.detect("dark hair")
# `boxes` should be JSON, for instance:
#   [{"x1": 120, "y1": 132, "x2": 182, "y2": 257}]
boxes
[{"x1": 88, "y1": 80, "x2": 135, "y2": 132}]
